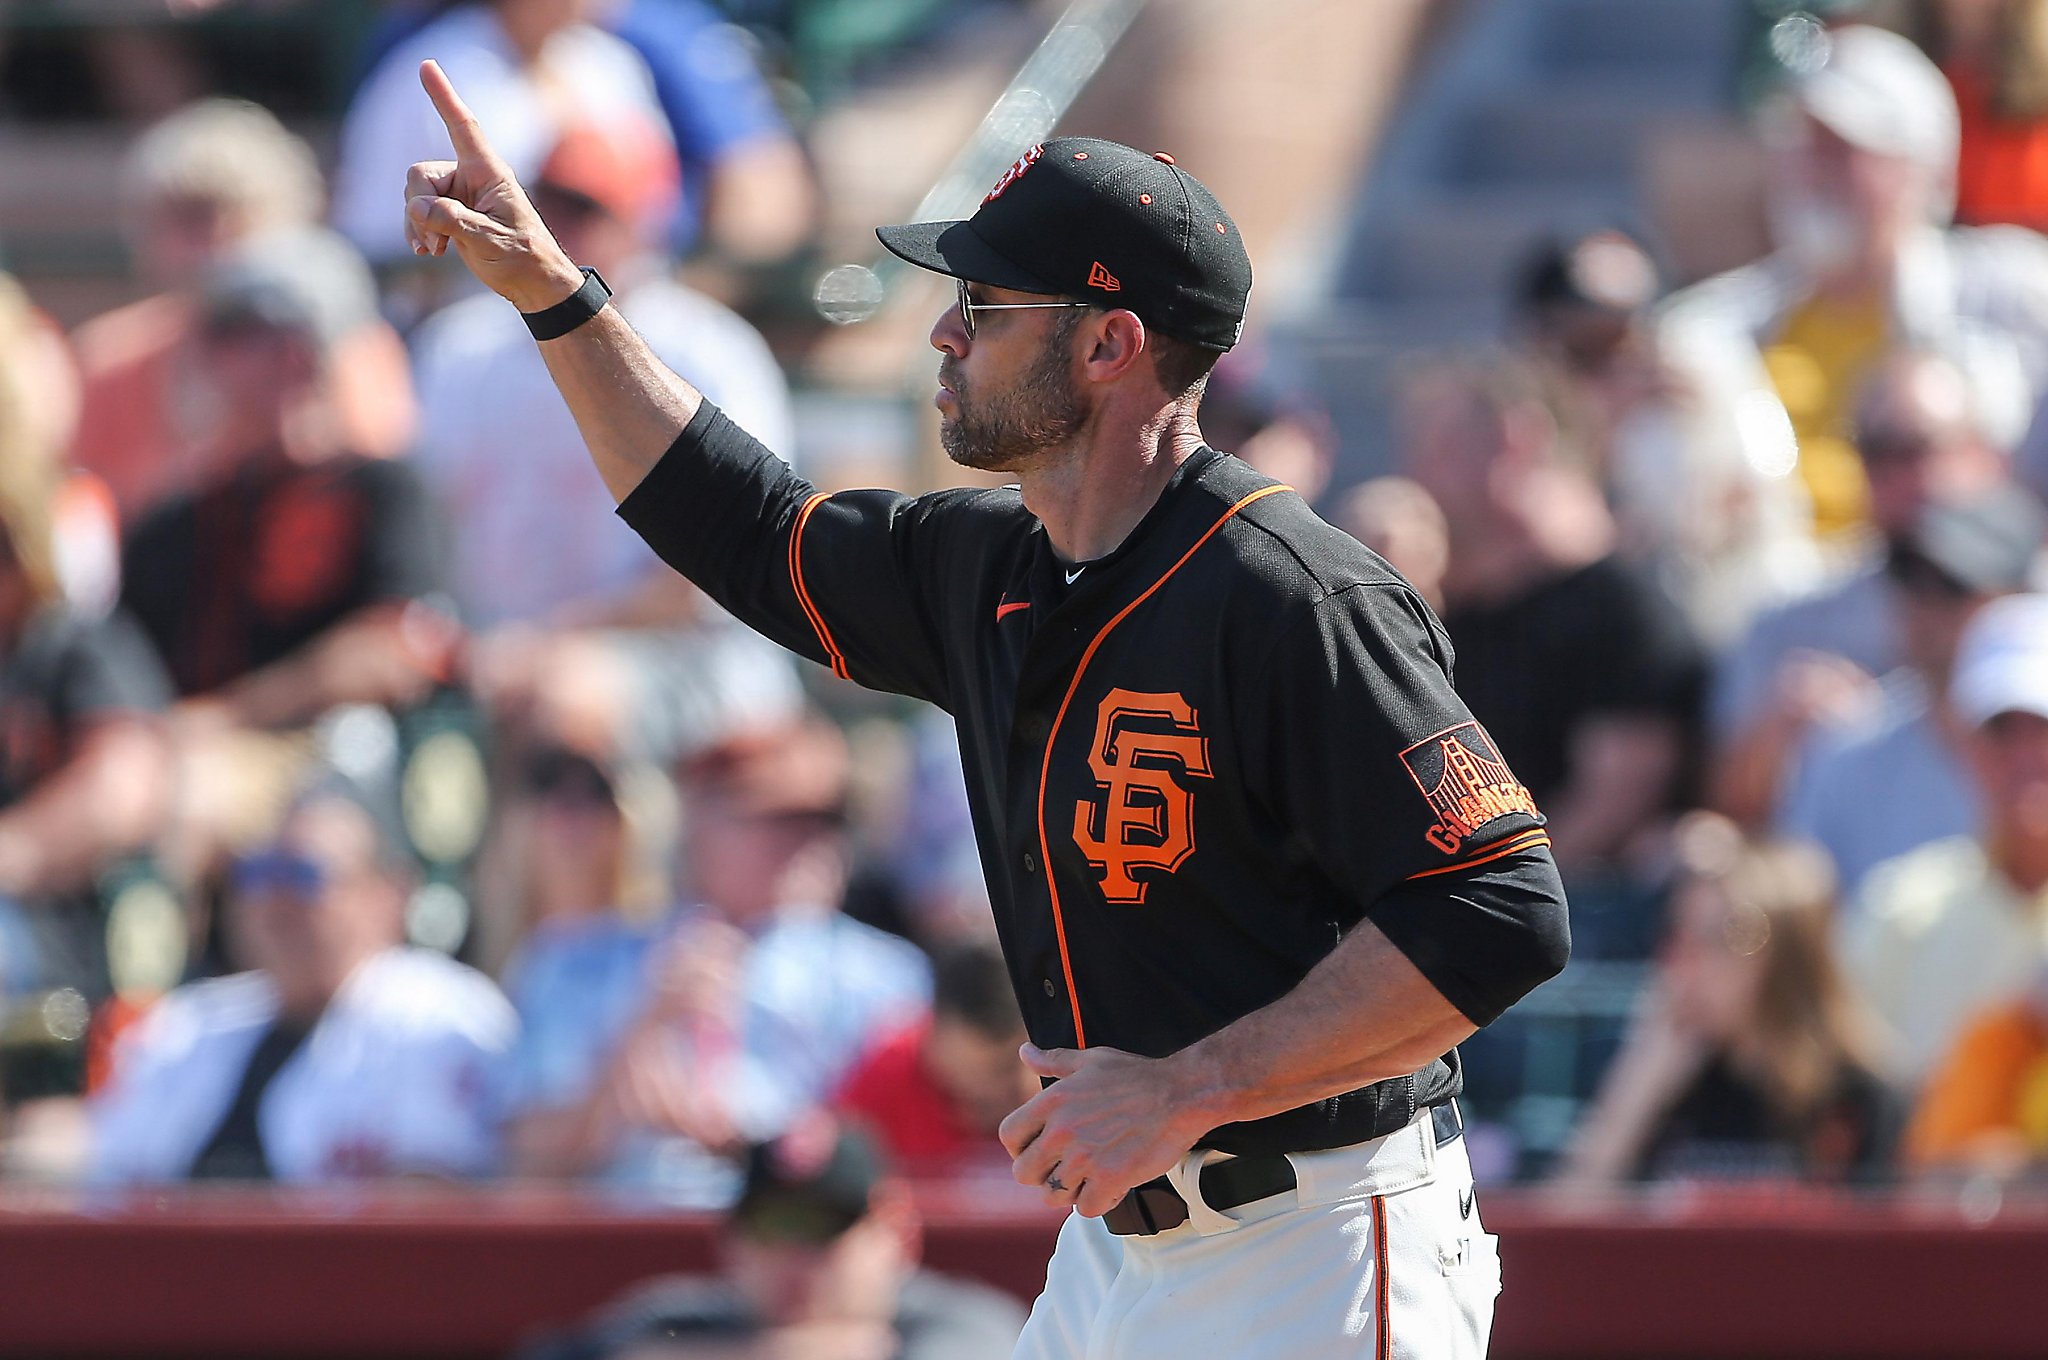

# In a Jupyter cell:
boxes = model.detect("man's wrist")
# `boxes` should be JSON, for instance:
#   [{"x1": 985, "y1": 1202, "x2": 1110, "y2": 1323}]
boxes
[
  {"x1": 505, "y1": 254, "x2": 588, "y2": 314},
  {"x1": 1163, "y1": 1040, "x2": 1242, "y2": 1133}
]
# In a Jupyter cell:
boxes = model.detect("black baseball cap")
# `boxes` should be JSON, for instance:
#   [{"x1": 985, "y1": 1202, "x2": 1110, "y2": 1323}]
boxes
[
  {"x1": 876, "y1": 137, "x2": 1253, "y2": 351},
  {"x1": 729, "y1": 1119, "x2": 884, "y2": 1245}
]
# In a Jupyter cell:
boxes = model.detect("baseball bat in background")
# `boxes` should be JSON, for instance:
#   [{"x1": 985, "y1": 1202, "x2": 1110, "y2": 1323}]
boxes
[{"x1": 812, "y1": 0, "x2": 1148, "y2": 327}]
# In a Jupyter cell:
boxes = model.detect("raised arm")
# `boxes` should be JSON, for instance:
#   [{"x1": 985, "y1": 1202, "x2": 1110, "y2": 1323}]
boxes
[
  {"x1": 400, "y1": 61, "x2": 970, "y2": 707},
  {"x1": 402, "y1": 60, "x2": 695, "y2": 503}
]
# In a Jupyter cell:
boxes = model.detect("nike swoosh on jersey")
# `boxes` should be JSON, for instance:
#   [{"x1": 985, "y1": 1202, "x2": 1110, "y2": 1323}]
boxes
[
  {"x1": 1064, "y1": 566, "x2": 1086, "y2": 585},
  {"x1": 996, "y1": 599, "x2": 1032, "y2": 621}
]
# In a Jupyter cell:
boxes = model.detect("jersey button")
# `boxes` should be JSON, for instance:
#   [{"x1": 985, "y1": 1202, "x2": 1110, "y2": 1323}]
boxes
[
  {"x1": 1022, "y1": 851, "x2": 1037, "y2": 873},
  {"x1": 1043, "y1": 977, "x2": 1057, "y2": 998}
]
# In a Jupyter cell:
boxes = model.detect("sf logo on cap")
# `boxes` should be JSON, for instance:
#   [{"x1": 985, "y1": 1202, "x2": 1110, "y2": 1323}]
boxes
[
  {"x1": 1072, "y1": 689, "x2": 1213, "y2": 904},
  {"x1": 983, "y1": 145, "x2": 1044, "y2": 204}
]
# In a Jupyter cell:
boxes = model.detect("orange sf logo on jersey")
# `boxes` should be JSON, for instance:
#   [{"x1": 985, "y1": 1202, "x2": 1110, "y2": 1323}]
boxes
[{"x1": 1072, "y1": 689, "x2": 1213, "y2": 904}]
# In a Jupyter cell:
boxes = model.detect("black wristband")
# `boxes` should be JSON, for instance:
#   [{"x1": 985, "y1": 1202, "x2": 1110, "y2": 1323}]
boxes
[{"x1": 521, "y1": 266, "x2": 612, "y2": 341}]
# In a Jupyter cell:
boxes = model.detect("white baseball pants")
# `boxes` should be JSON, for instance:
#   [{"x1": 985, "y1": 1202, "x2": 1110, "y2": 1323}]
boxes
[{"x1": 1011, "y1": 1110, "x2": 1500, "y2": 1359}]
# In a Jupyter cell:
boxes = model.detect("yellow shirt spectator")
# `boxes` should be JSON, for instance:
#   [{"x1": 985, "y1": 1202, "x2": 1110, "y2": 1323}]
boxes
[{"x1": 1761, "y1": 289, "x2": 1888, "y2": 538}]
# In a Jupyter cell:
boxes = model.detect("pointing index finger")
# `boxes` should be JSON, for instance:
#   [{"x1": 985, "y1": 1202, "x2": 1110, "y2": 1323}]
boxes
[{"x1": 419, "y1": 59, "x2": 495, "y2": 165}]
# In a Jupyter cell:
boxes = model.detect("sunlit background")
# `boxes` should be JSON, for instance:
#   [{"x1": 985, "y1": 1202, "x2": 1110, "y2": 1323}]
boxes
[{"x1": 0, "y1": 0, "x2": 2043, "y2": 1355}]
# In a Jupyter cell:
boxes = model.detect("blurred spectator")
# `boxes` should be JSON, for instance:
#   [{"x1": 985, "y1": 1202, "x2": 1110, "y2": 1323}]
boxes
[
  {"x1": 410, "y1": 119, "x2": 800, "y2": 760},
  {"x1": 1199, "y1": 352, "x2": 1337, "y2": 506},
  {"x1": 118, "y1": 229, "x2": 456, "y2": 725},
  {"x1": 502, "y1": 747, "x2": 788, "y2": 1207},
  {"x1": 334, "y1": 0, "x2": 676, "y2": 267},
  {"x1": 1847, "y1": 594, "x2": 2048, "y2": 1082},
  {"x1": 1402, "y1": 354, "x2": 1705, "y2": 875},
  {"x1": 348, "y1": 0, "x2": 814, "y2": 266},
  {"x1": 1555, "y1": 818, "x2": 1899, "y2": 1186},
  {"x1": 1663, "y1": 24, "x2": 2048, "y2": 540},
  {"x1": 416, "y1": 117, "x2": 790, "y2": 630},
  {"x1": 0, "y1": 275, "x2": 80, "y2": 483},
  {"x1": 1335, "y1": 475, "x2": 1450, "y2": 612},
  {"x1": 864, "y1": 709, "x2": 995, "y2": 950},
  {"x1": 608, "y1": 0, "x2": 818, "y2": 262},
  {"x1": 1781, "y1": 488, "x2": 2045, "y2": 896},
  {"x1": 832, "y1": 939, "x2": 1031, "y2": 1177},
  {"x1": 0, "y1": 449, "x2": 171, "y2": 1002},
  {"x1": 1710, "y1": 349, "x2": 2011, "y2": 827},
  {"x1": 411, "y1": 112, "x2": 802, "y2": 782},
  {"x1": 507, "y1": 719, "x2": 928, "y2": 1204},
  {"x1": 517, "y1": 1119, "x2": 1025, "y2": 1360},
  {"x1": 90, "y1": 783, "x2": 516, "y2": 1183},
  {"x1": 70, "y1": 99, "x2": 415, "y2": 525},
  {"x1": 678, "y1": 719, "x2": 929, "y2": 1106},
  {"x1": 1929, "y1": 0, "x2": 2048, "y2": 234},
  {"x1": 518, "y1": 910, "x2": 788, "y2": 1206},
  {"x1": 1906, "y1": 960, "x2": 2048, "y2": 1176},
  {"x1": 498, "y1": 747, "x2": 663, "y2": 1139},
  {"x1": 1516, "y1": 229, "x2": 1819, "y2": 645}
]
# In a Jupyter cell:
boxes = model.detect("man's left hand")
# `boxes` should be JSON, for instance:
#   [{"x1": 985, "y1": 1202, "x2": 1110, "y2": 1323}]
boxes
[{"x1": 999, "y1": 1043, "x2": 1220, "y2": 1218}]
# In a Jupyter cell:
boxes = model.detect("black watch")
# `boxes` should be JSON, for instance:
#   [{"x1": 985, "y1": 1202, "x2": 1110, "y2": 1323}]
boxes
[{"x1": 521, "y1": 265, "x2": 612, "y2": 341}]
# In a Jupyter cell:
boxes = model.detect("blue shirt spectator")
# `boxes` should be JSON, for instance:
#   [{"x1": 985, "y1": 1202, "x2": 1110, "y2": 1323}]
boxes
[
  {"x1": 349, "y1": 0, "x2": 800, "y2": 257},
  {"x1": 613, "y1": 0, "x2": 794, "y2": 256},
  {"x1": 1779, "y1": 674, "x2": 1980, "y2": 900}
]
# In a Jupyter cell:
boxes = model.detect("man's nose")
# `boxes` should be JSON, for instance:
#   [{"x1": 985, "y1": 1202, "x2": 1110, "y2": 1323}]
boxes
[{"x1": 932, "y1": 300, "x2": 967, "y2": 355}]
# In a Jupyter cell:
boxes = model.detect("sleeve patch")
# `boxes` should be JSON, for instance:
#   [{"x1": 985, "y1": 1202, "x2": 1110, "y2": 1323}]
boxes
[{"x1": 1399, "y1": 720, "x2": 1543, "y2": 857}]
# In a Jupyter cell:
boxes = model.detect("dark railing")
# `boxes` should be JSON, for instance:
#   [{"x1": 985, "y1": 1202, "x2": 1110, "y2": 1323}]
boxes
[{"x1": 0, "y1": 1180, "x2": 2043, "y2": 1358}]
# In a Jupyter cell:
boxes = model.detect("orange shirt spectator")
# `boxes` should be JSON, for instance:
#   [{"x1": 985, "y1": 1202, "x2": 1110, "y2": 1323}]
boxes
[
  {"x1": 1950, "y1": 63, "x2": 2048, "y2": 232},
  {"x1": 70, "y1": 98, "x2": 415, "y2": 527},
  {"x1": 1936, "y1": 0, "x2": 2048, "y2": 232},
  {"x1": 1907, "y1": 996, "x2": 2048, "y2": 1170},
  {"x1": 71, "y1": 293, "x2": 414, "y2": 525}
]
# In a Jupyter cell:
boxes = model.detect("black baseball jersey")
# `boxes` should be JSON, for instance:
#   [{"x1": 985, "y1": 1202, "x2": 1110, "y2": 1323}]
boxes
[{"x1": 621, "y1": 403, "x2": 1570, "y2": 1156}]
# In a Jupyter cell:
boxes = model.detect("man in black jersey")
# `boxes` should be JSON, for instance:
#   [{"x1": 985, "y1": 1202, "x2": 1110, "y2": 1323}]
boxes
[{"x1": 404, "y1": 59, "x2": 1567, "y2": 1358}]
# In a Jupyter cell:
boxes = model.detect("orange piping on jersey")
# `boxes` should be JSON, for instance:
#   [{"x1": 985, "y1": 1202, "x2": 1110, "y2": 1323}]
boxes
[
  {"x1": 1035, "y1": 483, "x2": 1292, "y2": 1048},
  {"x1": 1372, "y1": 1193, "x2": 1391, "y2": 1358},
  {"x1": 1404, "y1": 828, "x2": 1551, "y2": 880},
  {"x1": 789, "y1": 492, "x2": 850, "y2": 679}
]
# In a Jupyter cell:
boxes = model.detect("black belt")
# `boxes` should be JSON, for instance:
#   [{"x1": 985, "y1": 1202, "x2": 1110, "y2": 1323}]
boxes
[{"x1": 1102, "y1": 1100, "x2": 1463, "y2": 1237}]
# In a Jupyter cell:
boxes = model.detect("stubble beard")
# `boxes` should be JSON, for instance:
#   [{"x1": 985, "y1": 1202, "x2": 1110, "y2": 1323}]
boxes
[{"x1": 939, "y1": 320, "x2": 1088, "y2": 473}]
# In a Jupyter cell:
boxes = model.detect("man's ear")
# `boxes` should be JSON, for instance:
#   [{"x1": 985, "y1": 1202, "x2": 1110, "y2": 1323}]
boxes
[{"x1": 1077, "y1": 310, "x2": 1148, "y2": 386}]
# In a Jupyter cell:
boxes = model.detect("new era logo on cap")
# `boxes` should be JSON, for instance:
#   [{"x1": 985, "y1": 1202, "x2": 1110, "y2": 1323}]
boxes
[{"x1": 875, "y1": 136, "x2": 1253, "y2": 351}]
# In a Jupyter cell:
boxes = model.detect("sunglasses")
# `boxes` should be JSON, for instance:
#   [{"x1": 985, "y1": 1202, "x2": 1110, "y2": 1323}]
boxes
[
  {"x1": 232, "y1": 849, "x2": 330, "y2": 900},
  {"x1": 531, "y1": 182, "x2": 611, "y2": 224},
  {"x1": 955, "y1": 277, "x2": 1090, "y2": 340}
]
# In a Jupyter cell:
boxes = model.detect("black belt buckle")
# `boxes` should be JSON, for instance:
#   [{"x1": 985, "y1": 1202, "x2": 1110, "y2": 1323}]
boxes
[{"x1": 1102, "y1": 1177, "x2": 1189, "y2": 1237}]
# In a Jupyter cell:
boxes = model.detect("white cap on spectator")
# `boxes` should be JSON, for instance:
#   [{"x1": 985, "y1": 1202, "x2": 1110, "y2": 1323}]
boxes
[
  {"x1": 1952, "y1": 594, "x2": 2048, "y2": 727},
  {"x1": 1796, "y1": 24, "x2": 1959, "y2": 169}
]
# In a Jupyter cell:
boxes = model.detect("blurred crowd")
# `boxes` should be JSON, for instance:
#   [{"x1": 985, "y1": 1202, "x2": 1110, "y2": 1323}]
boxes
[{"x1": 1, "y1": 10, "x2": 2047, "y2": 1318}]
